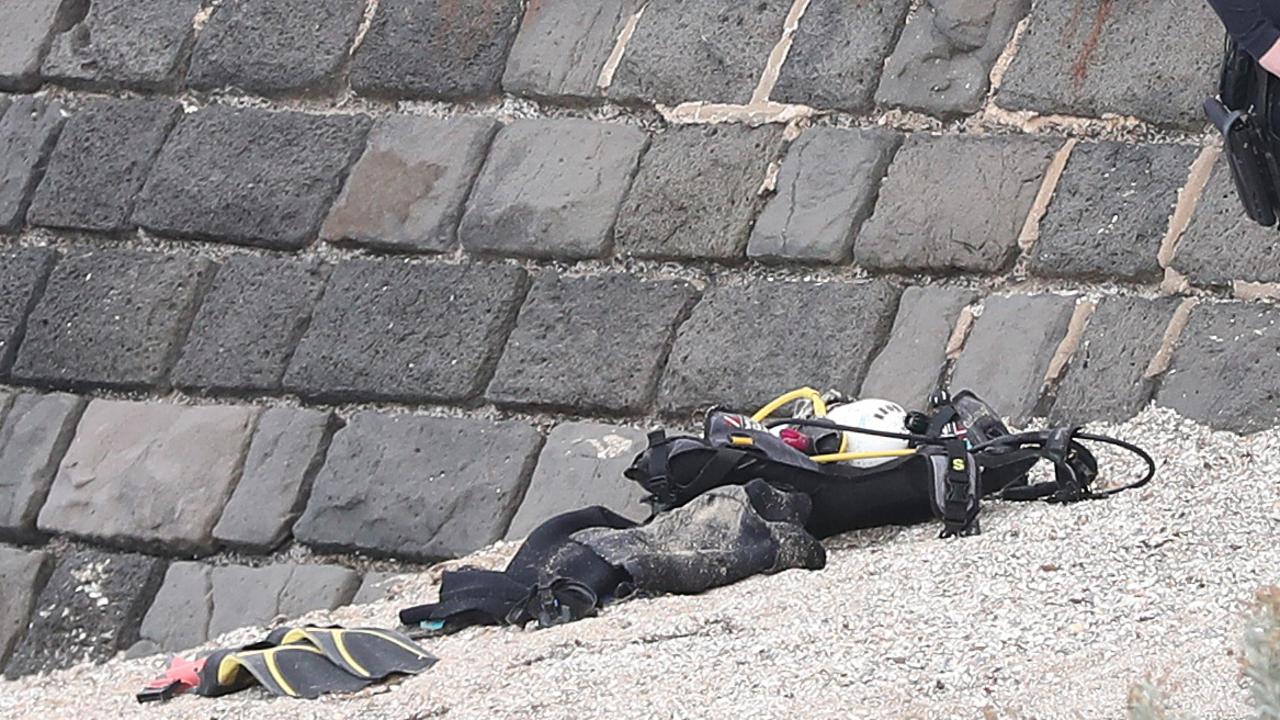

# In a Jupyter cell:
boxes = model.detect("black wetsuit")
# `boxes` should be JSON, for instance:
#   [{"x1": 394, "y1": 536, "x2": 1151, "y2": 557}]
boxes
[{"x1": 1207, "y1": 0, "x2": 1280, "y2": 61}]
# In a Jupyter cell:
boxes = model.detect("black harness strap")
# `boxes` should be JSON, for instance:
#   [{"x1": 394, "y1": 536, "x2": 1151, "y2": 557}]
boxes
[{"x1": 938, "y1": 439, "x2": 980, "y2": 538}]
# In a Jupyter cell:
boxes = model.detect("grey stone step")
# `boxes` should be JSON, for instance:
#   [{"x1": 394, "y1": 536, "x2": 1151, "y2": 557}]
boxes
[
  {"x1": 37, "y1": 399, "x2": 258, "y2": 554},
  {"x1": 294, "y1": 411, "x2": 542, "y2": 560}
]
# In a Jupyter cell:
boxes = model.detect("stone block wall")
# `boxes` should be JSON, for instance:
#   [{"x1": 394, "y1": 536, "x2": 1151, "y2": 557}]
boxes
[{"x1": 0, "y1": 0, "x2": 1269, "y2": 677}]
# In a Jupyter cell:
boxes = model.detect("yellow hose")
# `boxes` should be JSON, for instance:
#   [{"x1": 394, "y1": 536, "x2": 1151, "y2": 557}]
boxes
[
  {"x1": 752, "y1": 387, "x2": 827, "y2": 423},
  {"x1": 810, "y1": 449, "x2": 917, "y2": 464}
]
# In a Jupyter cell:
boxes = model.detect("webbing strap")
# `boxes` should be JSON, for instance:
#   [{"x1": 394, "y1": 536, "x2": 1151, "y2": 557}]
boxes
[{"x1": 939, "y1": 440, "x2": 979, "y2": 538}]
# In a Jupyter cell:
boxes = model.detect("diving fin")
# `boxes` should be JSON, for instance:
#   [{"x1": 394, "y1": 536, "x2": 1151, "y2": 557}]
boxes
[
  {"x1": 196, "y1": 643, "x2": 373, "y2": 699},
  {"x1": 139, "y1": 626, "x2": 437, "y2": 702},
  {"x1": 268, "y1": 626, "x2": 437, "y2": 680}
]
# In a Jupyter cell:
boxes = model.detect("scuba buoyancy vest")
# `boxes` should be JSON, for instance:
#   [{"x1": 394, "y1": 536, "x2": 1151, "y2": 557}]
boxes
[{"x1": 625, "y1": 388, "x2": 1155, "y2": 540}]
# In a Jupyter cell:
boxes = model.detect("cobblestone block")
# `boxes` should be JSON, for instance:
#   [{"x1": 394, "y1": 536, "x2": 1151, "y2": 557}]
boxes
[
  {"x1": 0, "y1": 547, "x2": 51, "y2": 669},
  {"x1": 132, "y1": 561, "x2": 359, "y2": 652},
  {"x1": 856, "y1": 134, "x2": 1056, "y2": 273},
  {"x1": 172, "y1": 257, "x2": 328, "y2": 394},
  {"x1": 502, "y1": 0, "x2": 640, "y2": 101},
  {"x1": 1173, "y1": 158, "x2": 1280, "y2": 287},
  {"x1": 321, "y1": 115, "x2": 498, "y2": 254},
  {"x1": 1156, "y1": 302, "x2": 1280, "y2": 434},
  {"x1": 132, "y1": 561, "x2": 211, "y2": 654},
  {"x1": 37, "y1": 399, "x2": 258, "y2": 553},
  {"x1": 284, "y1": 261, "x2": 526, "y2": 403},
  {"x1": 213, "y1": 407, "x2": 335, "y2": 552},
  {"x1": 353, "y1": 572, "x2": 410, "y2": 604},
  {"x1": 0, "y1": 96, "x2": 65, "y2": 232},
  {"x1": 13, "y1": 250, "x2": 214, "y2": 390},
  {"x1": 487, "y1": 272, "x2": 697, "y2": 413},
  {"x1": 996, "y1": 0, "x2": 1219, "y2": 128},
  {"x1": 27, "y1": 97, "x2": 180, "y2": 232},
  {"x1": 610, "y1": 0, "x2": 792, "y2": 105},
  {"x1": 949, "y1": 294, "x2": 1077, "y2": 424},
  {"x1": 188, "y1": 0, "x2": 361, "y2": 96},
  {"x1": 0, "y1": 0, "x2": 69, "y2": 91},
  {"x1": 747, "y1": 127, "x2": 900, "y2": 264},
  {"x1": 1031, "y1": 142, "x2": 1194, "y2": 282},
  {"x1": 0, "y1": 393, "x2": 85, "y2": 540},
  {"x1": 351, "y1": 0, "x2": 522, "y2": 101},
  {"x1": 459, "y1": 119, "x2": 647, "y2": 259},
  {"x1": 504, "y1": 422, "x2": 649, "y2": 540},
  {"x1": 658, "y1": 279, "x2": 901, "y2": 413},
  {"x1": 133, "y1": 105, "x2": 370, "y2": 250},
  {"x1": 773, "y1": 0, "x2": 912, "y2": 112},
  {"x1": 875, "y1": 0, "x2": 1030, "y2": 117},
  {"x1": 295, "y1": 412, "x2": 542, "y2": 560},
  {"x1": 207, "y1": 563, "x2": 359, "y2": 639},
  {"x1": 42, "y1": 0, "x2": 201, "y2": 90},
  {"x1": 861, "y1": 286, "x2": 979, "y2": 410},
  {"x1": 616, "y1": 124, "x2": 781, "y2": 261},
  {"x1": 4, "y1": 548, "x2": 164, "y2": 679},
  {"x1": 0, "y1": 248, "x2": 56, "y2": 376},
  {"x1": 1049, "y1": 296, "x2": 1177, "y2": 424}
]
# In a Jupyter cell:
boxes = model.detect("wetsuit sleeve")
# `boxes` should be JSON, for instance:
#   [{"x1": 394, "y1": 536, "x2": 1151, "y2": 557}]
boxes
[{"x1": 1207, "y1": 0, "x2": 1280, "y2": 61}]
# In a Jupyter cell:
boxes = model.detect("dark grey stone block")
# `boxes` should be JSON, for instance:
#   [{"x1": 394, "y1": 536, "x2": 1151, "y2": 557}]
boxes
[
  {"x1": 459, "y1": 118, "x2": 647, "y2": 259},
  {"x1": 0, "y1": 393, "x2": 85, "y2": 540},
  {"x1": 875, "y1": 0, "x2": 1030, "y2": 117},
  {"x1": 1156, "y1": 302, "x2": 1280, "y2": 434},
  {"x1": 747, "y1": 127, "x2": 901, "y2": 264},
  {"x1": 1049, "y1": 297, "x2": 1177, "y2": 424},
  {"x1": 188, "y1": 0, "x2": 361, "y2": 96},
  {"x1": 213, "y1": 407, "x2": 335, "y2": 552},
  {"x1": 1030, "y1": 142, "x2": 1195, "y2": 282},
  {"x1": 13, "y1": 250, "x2": 214, "y2": 390},
  {"x1": 773, "y1": 0, "x2": 912, "y2": 112},
  {"x1": 133, "y1": 561, "x2": 211, "y2": 654},
  {"x1": 133, "y1": 105, "x2": 370, "y2": 250},
  {"x1": 502, "y1": 0, "x2": 640, "y2": 101},
  {"x1": 658, "y1": 279, "x2": 901, "y2": 414},
  {"x1": 172, "y1": 256, "x2": 329, "y2": 394},
  {"x1": 42, "y1": 0, "x2": 201, "y2": 91},
  {"x1": 856, "y1": 134, "x2": 1056, "y2": 274},
  {"x1": 861, "y1": 286, "x2": 979, "y2": 410},
  {"x1": 0, "y1": 0, "x2": 68, "y2": 91},
  {"x1": 207, "y1": 564, "x2": 358, "y2": 639},
  {"x1": 949, "y1": 294, "x2": 1077, "y2": 424},
  {"x1": 37, "y1": 399, "x2": 258, "y2": 553},
  {"x1": 27, "y1": 97, "x2": 180, "y2": 232},
  {"x1": 609, "y1": 0, "x2": 792, "y2": 105},
  {"x1": 1173, "y1": 158, "x2": 1280, "y2": 287},
  {"x1": 351, "y1": 0, "x2": 522, "y2": 101},
  {"x1": 487, "y1": 272, "x2": 697, "y2": 413},
  {"x1": 996, "y1": 0, "x2": 1219, "y2": 128},
  {"x1": 504, "y1": 422, "x2": 649, "y2": 540},
  {"x1": 0, "y1": 248, "x2": 56, "y2": 376},
  {"x1": 284, "y1": 260, "x2": 526, "y2": 403},
  {"x1": 295, "y1": 412, "x2": 542, "y2": 560},
  {"x1": 0, "y1": 547, "x2": 51, "y2": 669},
  {"x1": 4, "y1": 548, "x2": 164, "y2": 679},
  {"x1": 352, "y1": 571, "x2": 409, "y2": 604},
  {"x1": 321, "y1": 115, "x2": 498, "y2": 253},
  {"x1": 615, "y1": 124, "x2": 781, "y2": 261},
  {"x1": 0, "y1": 96, "x2": 65, "y2": 232}
]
